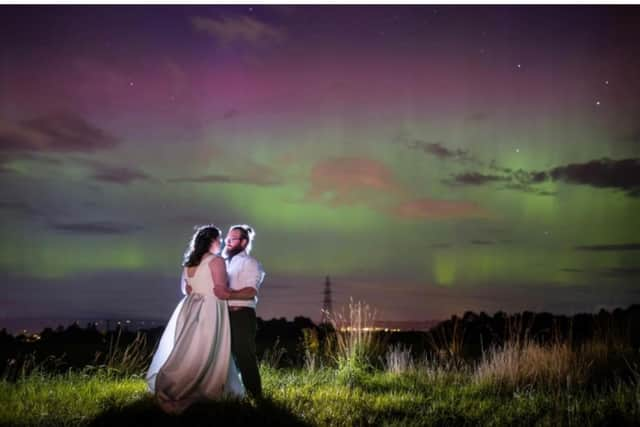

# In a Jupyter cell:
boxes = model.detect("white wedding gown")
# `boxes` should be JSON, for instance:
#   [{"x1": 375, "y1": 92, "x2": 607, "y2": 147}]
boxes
[{"x1": 146, "y1": 254, "x2": 245, "y2": 413}]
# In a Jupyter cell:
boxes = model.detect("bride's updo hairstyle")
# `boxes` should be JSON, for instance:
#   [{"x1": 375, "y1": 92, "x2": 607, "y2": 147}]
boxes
[{"x1": 183, "y1": 225, "x2": 221, "y2": 267}]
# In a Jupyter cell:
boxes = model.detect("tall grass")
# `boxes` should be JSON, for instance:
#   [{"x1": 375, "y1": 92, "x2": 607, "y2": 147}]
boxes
[
  {"x1": 331, "y1": 299, "x2": 379, "y2": 363},
  {"x1": 90, "y1": 330, "x2": 153, "y2": 377},
  {"x1": 1, "y1": 353, "x2": 67, "y2": 383},
  {"x1": 261, "y1": 337, "x2": 287, "y2": 369},
  {"x1": 472, "y1": 316, "x2": 637, "y2": 393},
  {"x1": 384, "y1": 344, "x2": 414, "y2": 374},
  {"x1": 474, "y1": 339, "x2": 589, "y2": 391},
  {"x1": 301, "y1": 328, "x2": 321, "y2": 371},
  {"x1": 426, "y1": 315, "x2": 467, "y2": 369},
  {"x1": 324, "y1": 299, "x2": 387, "y2": 385}
]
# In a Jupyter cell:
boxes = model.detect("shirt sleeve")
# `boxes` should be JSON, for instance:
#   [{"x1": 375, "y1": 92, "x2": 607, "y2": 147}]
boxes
[{"x1": 238, "y1": 257, "x2": 265, "y2": 290}]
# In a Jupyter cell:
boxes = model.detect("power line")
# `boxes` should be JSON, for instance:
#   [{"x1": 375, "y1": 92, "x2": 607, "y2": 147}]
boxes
[{"x1": 321, "y1": 275, "x2": 333, "y2": 324}]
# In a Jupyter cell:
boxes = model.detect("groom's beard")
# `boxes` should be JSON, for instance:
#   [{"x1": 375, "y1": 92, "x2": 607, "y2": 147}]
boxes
[{"x1": 223, "y1": 246, "x2": 243, "y2": 259}]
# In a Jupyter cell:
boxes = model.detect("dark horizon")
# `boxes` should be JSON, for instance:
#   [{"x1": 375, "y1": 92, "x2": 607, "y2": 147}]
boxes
[{"x1": 3, "y1": 302, "x2": 639, "y2": 336}]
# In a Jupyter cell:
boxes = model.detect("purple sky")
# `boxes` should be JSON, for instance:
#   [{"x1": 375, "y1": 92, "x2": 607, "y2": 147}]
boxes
[{"x1": 1, "y1": 5, "x2": 639, "y2": 329}]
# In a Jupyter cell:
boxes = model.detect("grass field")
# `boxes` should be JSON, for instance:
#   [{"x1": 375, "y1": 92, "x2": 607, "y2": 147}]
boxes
[
  {"x1": 2, "y1": 304, "x2": 639, "y2": 426},
  {"x1": 1, "y1": 364, "x2": 638, "y2": 427}
]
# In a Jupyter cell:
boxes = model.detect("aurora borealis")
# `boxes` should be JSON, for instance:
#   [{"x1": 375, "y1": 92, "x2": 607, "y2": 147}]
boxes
[{"x1": 1, "y1": 5, "x2": 639, "y2": 328}]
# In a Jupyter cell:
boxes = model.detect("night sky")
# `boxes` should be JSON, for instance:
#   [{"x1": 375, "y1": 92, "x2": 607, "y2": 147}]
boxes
[{"x1": 1, "y1": 5, "x2": 639, "y2": 328}]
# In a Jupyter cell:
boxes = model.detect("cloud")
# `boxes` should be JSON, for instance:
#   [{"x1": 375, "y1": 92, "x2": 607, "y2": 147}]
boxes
[
  {"x1": 574, "y1": 243, "x2": 640, "y2": 252},
  {"x1": 91, "y1": 166, "x2": 151, "y2": 185},
  {"x1": 471, "y1": 240, "x2": 494, "y2": 245},
  {"x1": 598, "y1": 267, "x2": 640, "y2": 278},
  {"x1": 488, "y1": 160, "x2": 512, "y2": 174},
  {"x1": 513, "y1": 169, "x2": 548, "y2": 185},
  {"x1": 431, "y1": 243, "x2": 452, "y2": 248},
  {"x1": 307, "y1": 157, "x2": 402, "y2": 207},
  {"x1": 69, "y1": 157, "x2": 152, "y2": 185},
  {"x1": 168, "y1": 173, "x2": 280, "y2": 187},
  {"x1": 169, "y1": 156, "x2": 282, "y2": 188},
  {"x1": 191, "y1": 15, "x2": 286, "y2": 47},
  {"x1": 10, "y1": 152, "x2": 64, "y2": 165},
  {"x1": 445, "y1": 157, "x2": 640, "y2": 198},
  {"x1": 223, "y1": 109, "x2": 239, "y2": 120},
  {"x1": 0, "y1": 121, "x2": 48, "y2": 151},
  {"x1": 393, "y1": 134, "x2": 478, "y2": 164},
  {"x1": 501, "y1": 182, "x2": 556, "y2": 196},
  {"x1": 393, "y1": 198, "x2": 490, "y2": 220},
  {"x1": 0, "y1": 113, "x2": 118, "y2": 153},
  {"x1": 445, "y1": 169, "x2": 548, "y2": 190},
  {"x1": 411, "y1": 140, "x2": 472, "y2": 161},
  {"x1": 467, "y1": 113, "x2": 489, "y2": 121},
  {"x1": 50, "y1": 221, "x2": 143, "y2": 235},
  {"x1": 548, "y1": 158, "x2": 640, "y2": 196},
  {"x1": 560, "y1": 268, "x2": 586, "y2": 273},
  {"x1": 0, "y1": 200, "x2": 41, "y2": 217},
  {"x1": 445, "y1": 172, "x2": 508, "y2": 186},
  {"x1": 399, "y1": 134, "x2": 639, "y2": 198},
  {"x1": 560, "y1": 266, "x2": 640, "y2": 278},
  {"x1": 0, "y1": 152, "x2": 65, "y2": 175}
]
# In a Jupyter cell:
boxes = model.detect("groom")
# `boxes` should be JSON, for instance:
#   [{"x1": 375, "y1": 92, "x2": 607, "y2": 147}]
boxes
[{"x1": 222, "y1": 224, "x2": 265, "y2": 398}]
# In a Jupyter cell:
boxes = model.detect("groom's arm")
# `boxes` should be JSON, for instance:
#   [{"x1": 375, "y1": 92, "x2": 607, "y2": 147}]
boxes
[
  {"x1": 225, "y1": 257, "x2": 264, "y2": 300},
  {"x1": 227, "y1": 287, "x2": 257, "y2": 300}
]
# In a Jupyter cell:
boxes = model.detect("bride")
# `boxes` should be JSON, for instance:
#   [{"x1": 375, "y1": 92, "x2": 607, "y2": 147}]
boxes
[{"x1": 146, "y1": 225, "x2": 245, "y2": 413}]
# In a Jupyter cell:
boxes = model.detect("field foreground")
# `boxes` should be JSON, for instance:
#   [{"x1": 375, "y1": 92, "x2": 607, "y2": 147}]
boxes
[{"x1": 1, "y1": 366, "x2": 638, "y2": 427}]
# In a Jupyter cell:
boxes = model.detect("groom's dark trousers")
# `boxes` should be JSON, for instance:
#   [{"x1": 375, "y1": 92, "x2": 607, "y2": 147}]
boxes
[{"x1": 229, "y1": 306, "x2": 262, "y2": 398}]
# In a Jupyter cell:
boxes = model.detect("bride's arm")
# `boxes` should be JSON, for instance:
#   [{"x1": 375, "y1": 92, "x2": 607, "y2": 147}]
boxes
[{"x1": 209, "y1": 256, "x2": 231, "y2": 299}]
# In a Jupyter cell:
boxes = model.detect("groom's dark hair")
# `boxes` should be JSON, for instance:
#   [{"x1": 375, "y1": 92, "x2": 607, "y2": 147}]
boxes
[{"x1": 183, "y1": 225, "x2": 221, "y2": 267}]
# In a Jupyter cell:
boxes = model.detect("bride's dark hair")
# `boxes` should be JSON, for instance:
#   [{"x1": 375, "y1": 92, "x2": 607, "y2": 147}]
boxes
[{"x1": 182, "y1": 225, "x2": 221, "y2": 267}]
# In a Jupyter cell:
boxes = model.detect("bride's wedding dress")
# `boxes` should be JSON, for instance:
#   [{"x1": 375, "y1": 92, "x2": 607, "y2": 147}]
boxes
[{"x1": 146, "y1": 254, "x2": 245, "y2": 413}]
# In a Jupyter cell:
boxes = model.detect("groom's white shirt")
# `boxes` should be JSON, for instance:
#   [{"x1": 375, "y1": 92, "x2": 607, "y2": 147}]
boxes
[{"x1": 226, "y1": 250, "x2": 265, "y2": 309}]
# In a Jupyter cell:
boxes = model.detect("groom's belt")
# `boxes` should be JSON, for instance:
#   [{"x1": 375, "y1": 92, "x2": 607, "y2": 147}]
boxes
[{"x1": 228, "y1": 306, "x2": 254, "y2": 312}]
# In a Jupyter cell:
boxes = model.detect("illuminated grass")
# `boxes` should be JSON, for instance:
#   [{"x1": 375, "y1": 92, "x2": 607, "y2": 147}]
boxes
[
  {"x1": 0, "y1": 371, "x2": 148, "y2": 426},
  {"x1": 0, "y1": 367, "x2": 638, "y2": 426}
]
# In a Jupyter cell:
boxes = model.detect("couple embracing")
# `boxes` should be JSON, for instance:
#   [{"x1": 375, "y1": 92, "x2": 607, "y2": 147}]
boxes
[{"x1": 146, "y1": 224, "x2": 265, "y2": 413}]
